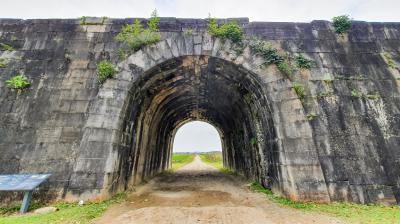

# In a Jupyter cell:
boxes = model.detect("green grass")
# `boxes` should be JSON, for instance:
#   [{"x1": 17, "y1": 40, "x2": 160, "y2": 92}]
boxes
[
  {"x1": 250, "y1": 182, "x2": 400, "y2": 224},
  {"x1": 170, "y1": 153, "x2": 195, "y2": 171},
  {"x1": 199, "y1": 152, "x2": 224, "y2": 170},
  {"x1": 0, "y1": 193, "x2": 126, "y2": 224}
]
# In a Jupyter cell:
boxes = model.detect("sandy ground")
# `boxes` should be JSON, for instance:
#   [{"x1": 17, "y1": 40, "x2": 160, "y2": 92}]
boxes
[{"x1": 95, "y1": 155, "x2": 343, "y2": 224}]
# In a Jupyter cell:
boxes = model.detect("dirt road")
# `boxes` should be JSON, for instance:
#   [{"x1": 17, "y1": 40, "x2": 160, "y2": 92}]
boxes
[{"x1": 95, "y1": 155, "x2": 342, "y2": 224}]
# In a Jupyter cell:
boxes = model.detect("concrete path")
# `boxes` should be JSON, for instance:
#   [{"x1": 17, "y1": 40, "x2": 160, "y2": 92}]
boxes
[{"x1": 95, "y1": 155, "x2": 343, "y2": 224}]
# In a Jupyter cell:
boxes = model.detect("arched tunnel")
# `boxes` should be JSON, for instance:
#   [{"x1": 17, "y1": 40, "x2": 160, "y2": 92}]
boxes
[{"x1": 116, "y1": 55, "x2": 277, "y2": 189}]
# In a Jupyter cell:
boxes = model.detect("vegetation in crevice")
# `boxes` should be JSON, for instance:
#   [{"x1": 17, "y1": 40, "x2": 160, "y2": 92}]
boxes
[
  {"x1": 249, "y1": 37, "x2": 294, "y2": 77},
  {"x1": 250, "y1": 137, "x2": 258, "y2": 146},
  {"x1": 6, "y1": 74, "x2": 30, "y2": 89},
  {"x1": 332, "y1": 15, "x2": 352, "y2": 34},
  {"x1": 116, "y1": 10, "x2": 160, "y2": 52},
  {"x1": 117, "y1": 48, "x2": 128, "y2": 60},
  {"x1": 382, "y1": 52, "x2": 398, "y2": 69},
  {"x1": 293, "y1": 82, "x2": 306, "y2": 100},
  {"x1": 317, "y1": 92, "x2": 333, "y2": 99},
  {"x1": 0, "y1": 43, "x2": 14, "y2": 52},
  {"x1": 80, "y1": 16, "x2": 108, "y2": 25},
  {"x1": 96, "y1": 61, "x2": 116, "y2": 84},
  {"x1": 295, "y1": 54, "x2": 313, "y2": 70},
  {"x1": 306, "y1": 113, "x2": 318, "y2": 121},
  {"x1": 183, "y1": 28, "x2": 194, "y2": 35},
  {"x1": 0, "y1": 58, "x2": 8, "y2": 68},
  {"x1": 366, "y1": 94, "x2": 381, "y2": 100},
  {"x1": 351, "y1": 89, "x2": 361, "y2": 98},
  {"x1": 207, "y1": 18, "x2": 243, "y2": 43},
  {"x1": 249, "y1": 182, "x2": 400, "y2": 224}
]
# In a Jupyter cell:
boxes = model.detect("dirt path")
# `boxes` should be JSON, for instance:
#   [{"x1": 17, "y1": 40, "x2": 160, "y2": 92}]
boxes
[{"x1": 95, "y1": 155, "x2": 343, "y2": 224}]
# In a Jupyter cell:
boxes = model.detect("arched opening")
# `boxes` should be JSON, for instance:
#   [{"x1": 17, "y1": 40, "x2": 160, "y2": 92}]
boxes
[
  {"x1": 79, "y1": 36, "x2": 330, "y2": 202},
  {"x1": 172, "y1": 121, "x2": 222, "y2": 153},
  {"x1": 115, "y1": 55, "x2": 277, "y2": 191},
  {"x1": 171, "y1": 120, "x2": 223, "y2": 171}
]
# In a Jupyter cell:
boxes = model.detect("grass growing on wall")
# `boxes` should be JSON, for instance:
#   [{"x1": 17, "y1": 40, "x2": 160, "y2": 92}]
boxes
[
  {"x1": 250, "y1": 182, "x2": 400, "y2": 224},
  {"x1": 170, "y1": 153, "x2": 195, "y2": 171},
  {"x1": 0, "y1": 193, "x2": 126, "y2": 224},
  {"x1": 115, "y1": 10, "x2": 160, "y2": 52}
]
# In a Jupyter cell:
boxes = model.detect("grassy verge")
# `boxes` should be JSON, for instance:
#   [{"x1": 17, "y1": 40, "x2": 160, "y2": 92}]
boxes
[
  {"x1": 170, "y1": 153, "x2": 195, "y2": 171},
  {"x1": 250, "y1": 182, "x2": 400, "y2": 224},
  {"x1": 0, "y1": 193, "x2": 126, "y2": 224},
  {"x1": 199, "y1": 152, "x2": 223, "y2": 170},
  {"x1": 199, "y1": 152, "x2": 237, "y2": 174}
]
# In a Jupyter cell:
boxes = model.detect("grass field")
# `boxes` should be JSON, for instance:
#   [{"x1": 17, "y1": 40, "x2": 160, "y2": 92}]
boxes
[
  {"x1": 199, "y1": 151, "x2": 224, "y2": 170},
  {"x1": 0, "y1": 193, "x2": 126, "y2": 224},
  {"x1": 170, "y1": 153, "x2": 195, "y2": 171},
  {"x1": 250, "y1": 182, "x2": 400, "y2": 224},
  {"x1": 199, "y1": 152, "x2": 234, "y2": 174}
]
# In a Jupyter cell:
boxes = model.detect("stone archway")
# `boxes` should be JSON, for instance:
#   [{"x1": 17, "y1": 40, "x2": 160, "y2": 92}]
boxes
[{"x1": 73, "y1": 33, "x2": 330, "y2": 202}]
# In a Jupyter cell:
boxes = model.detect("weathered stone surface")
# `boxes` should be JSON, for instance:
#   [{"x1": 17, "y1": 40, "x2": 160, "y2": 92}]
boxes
[{"x1": 0, "y1": 18, "x2": 399, "y2": 205}]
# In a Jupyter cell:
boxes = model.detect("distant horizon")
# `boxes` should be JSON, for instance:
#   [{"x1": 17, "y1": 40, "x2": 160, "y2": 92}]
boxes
[{"x1": 173, "y1": 151, "x2": 222, "y2": 154}]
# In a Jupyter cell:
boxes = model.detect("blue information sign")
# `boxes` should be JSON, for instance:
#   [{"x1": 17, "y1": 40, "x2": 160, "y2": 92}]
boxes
[
  {"x1": 0, "y1": 174, "x2": 51, "y2": 213},
  {"x1": 0, "y1": 174, "x2": 51, "y2": 191}
]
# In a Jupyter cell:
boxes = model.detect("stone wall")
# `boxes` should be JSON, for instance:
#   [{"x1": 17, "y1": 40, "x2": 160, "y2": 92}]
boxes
[{"x1": 0, "y1": 17, "x2": 399, "y2": 204}]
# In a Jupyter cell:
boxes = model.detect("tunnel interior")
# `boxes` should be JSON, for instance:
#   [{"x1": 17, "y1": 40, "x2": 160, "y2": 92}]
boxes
[{"x1": 115, "y1": 55, "x2": 279, "y2": 190}]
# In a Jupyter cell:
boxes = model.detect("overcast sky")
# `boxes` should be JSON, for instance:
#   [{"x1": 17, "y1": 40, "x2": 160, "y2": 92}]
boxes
[
  {"x1": 173, "y1": 121, "x2": 222, "y2": 153},
  {"x1": 0, "y1": 0, "x2": 399, "y2": 22}
]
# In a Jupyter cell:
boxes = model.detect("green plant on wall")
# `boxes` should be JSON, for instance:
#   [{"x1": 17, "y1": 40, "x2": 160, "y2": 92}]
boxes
[
  {"x1": 293, "y1": 82, "x2": 305, "y2": 100},
  {"x1": 306, "y1": 113, "x2": 317, "y2": 121},
  {"x1": 0, "y1": 43, "x2": 14, "y2": 52},
  {"x1": 116, "y1": 10, "x2": 160, "y2": 52},
  {"x1": 382, "y1": 52, "x2": 397, "y2": 69},
  {"x1": 366, "y1": 94, "x2": 380, "y2": 100},
  {"x1": 207, "y1": 18, "x2": 243, "y2": 43},
  {"x1": 351, "y1": 89, "x2": 361, "y2": 98},
  {"x1": 249, "y1": 37, "x2": 294, "y2": 77},
  {"x1": 295, "y1": 54, "x2": 313, "y2": 70},
  {"x1": 6, "y1": 74, "x2": 30, "y2": 89},
  {"x1": 0, "y1": 58, "x2": 8, "y2": 68},
  {"x1": 96, "y1": 61, "x2": 116, "y2": 84},
  {"x1": 332, "y1": 15, "x2": 352, "y2": 34},
  {"x1": 80, "y1": 16, "x2": 108, "y2": 25},
  {"x1": 249, "y1": 37, "x2": 284, "y2": 65},
  {"x1": 250, "y1": 137, "x2": 258, "y2": 146}
]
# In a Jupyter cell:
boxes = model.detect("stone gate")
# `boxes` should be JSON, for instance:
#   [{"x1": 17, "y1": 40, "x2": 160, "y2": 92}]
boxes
[{"x1": 0, "y1": 17, "x2": 399, "y2": 204}]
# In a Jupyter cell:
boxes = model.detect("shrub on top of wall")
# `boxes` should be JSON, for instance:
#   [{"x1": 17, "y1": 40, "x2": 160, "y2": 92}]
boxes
[
  {"x1": 332, "y1": 15, "x2": 352, "y2": 34},
  {"x1": 116, "y1": 10, "x2": 161, "y2": 52},
  {"x1": 207, "y1": 18, "x2": 243, "y2": 43},
  {"x1": 6, "y1": 74, "x2": 30, "y2": 89},
  {"x1": 96, "y1": 61, "x2": 116, "y2": 84}
]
